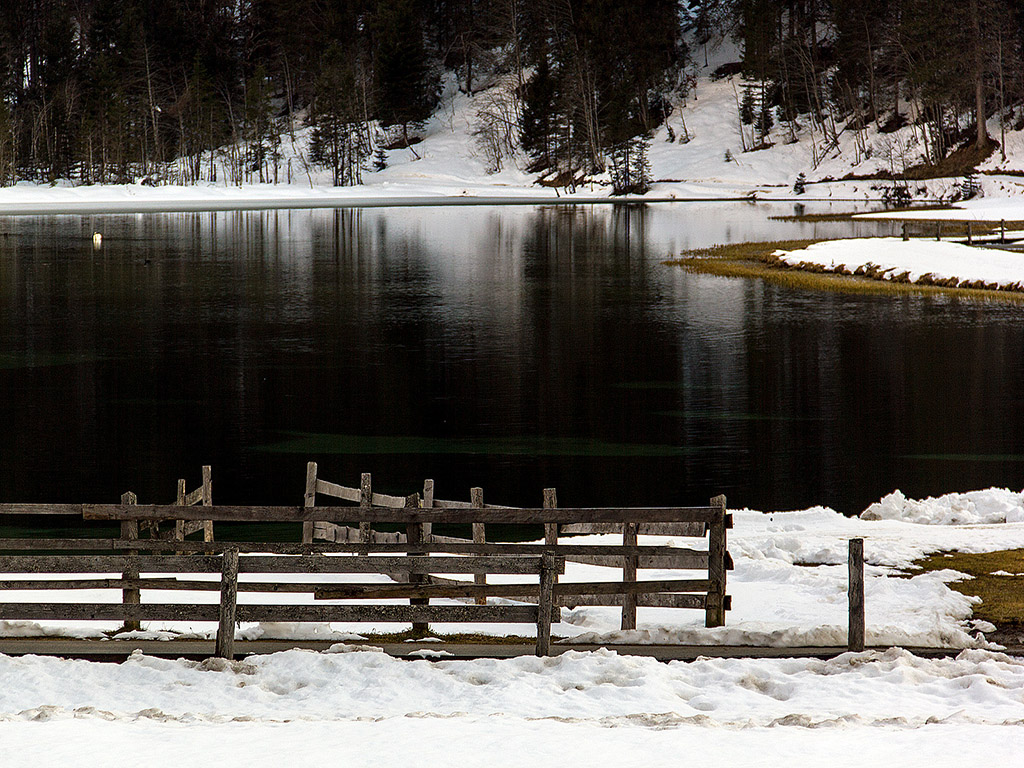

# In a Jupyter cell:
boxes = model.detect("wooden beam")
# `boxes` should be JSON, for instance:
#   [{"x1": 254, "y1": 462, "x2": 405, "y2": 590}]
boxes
[
  {"x1": 314, "y1": 578, "x2": 712, "y2": 601},
  {"x1": 82, "y1": 504, "x2": 721, "y2": 525},
  {"x1": 706, "y1": 495, "x2": 728, "y2": 628},
  {"x1": 848, "y1": 538, "x2": 865, "y2": 652},
  {"x1": 120, "y1": 491, "x2": 140, "y2": 632},
  {"x1": 471, "y1": 487, "x2": 486, "y2": 604},
  {"x1": 303, "y1": 462, "x2": 318, "y2": 544},
  {"x1": 215, "y1": 548, "x2": 239, "y2": 659}
]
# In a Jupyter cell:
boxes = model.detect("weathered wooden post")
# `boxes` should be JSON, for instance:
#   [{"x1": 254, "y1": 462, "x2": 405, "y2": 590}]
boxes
[
  {"x1": 848, "y1": 538, "x2": 866, "y2": 652},
  {"x1": 215, "y1": 547, "x2": 239, "y2": 659},
  {"x1": 422, "y1": 479, "x2": 435, "y2": 541},
  {"x1": 936, "y1": 222, "x2": 941, "y2": 241},
  {"x1": 406, "y1": 493, "x2": 428, "y2": 636},
  {"x1": 359, "y1": 473, "x2": 373, "y2": 544},
  {"x1": 901, "y1": 222, "x2": 909, "y2": 241},
  {"x1": 705, "y1": 495, "x2": 728, "y2": 628},
  {"x1": 1001, "y1": 219, "x2": 1007, "y2": 243},
  {"x1": 174, "y1": 479, "x2": 186, "y2": 542},
  {"x1": 302, "y1": 461, "x2": 317, "y2": 544},
  {"x1": 536, "y1": 554, "x2": 557, "y2": 657},
  {"x1": 967, "y1": 222, "x2": 973, "y2": 245},
  {"x1": 120, "y1": 491, "x2": 140, "y2": 632},
  {"x1": 201, "y1": 465, "x2": 213, "y2": 542},
  {"x1": 471, "y1": 487, "x2": 486, "y2": 604},
  {"x1": 621, "y1": 521, "x2": 638, "y2": 630},
  {"x1": 543, "y1": 488, "x2": 558, "y2": 546}
]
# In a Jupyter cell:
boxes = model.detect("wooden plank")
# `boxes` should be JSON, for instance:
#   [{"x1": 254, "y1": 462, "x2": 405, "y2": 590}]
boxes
[
  {"x1": 315, "y1": 478, "x2": 361, "y2": 502},
  {"x1": 315, "y1": 579, "x2": 711, "y2": 601},
  {"x1": 0, "y1": 603, "x2": 223, "y2": 621},
  {"x1": 233, "y1": 604, "x2": 539, "y2": 624},
  {"x1": 0, "y1": 553, "x2": 562, "y2": 575},
  {"x1": 562, "y1": 522, "x2": 708, "y2": 537},
  {"x1": 234, "y1": 555, "x2": 558, "y2": 575},
  {"x1": 202, "y1": 465, "x2": 214, "y2": 543},
  {"x1": 0, "y1": 541, "x2": 701, "y2": 561},
  {"x1": 471, "y1": 487, "x2": 486, "y2": 605},
  {"x1": 559, "y1": 593, "x2": 708, "y2": 609},
  {"x1": 120, "y1": 491, "x2": 140, "y2": 632},
  {"x1": 0, "y1": 504, "x2": 84, "y2": 516},
  {"x1": 372, "y1": 491, "x2": 408, "y2": 508},
  {"x1": 848, "y1": 538, "x2": 865, "y2": 652},
  {"x1": 537, "y1": 555, "x2": 556, "y2": 657},
  {"x1": 621, "y1": 522, "x2": 638, "y2": 631},
  {"x1": 83, "y1": 505, "x2": 721, "y2": 525},
  {"x1": 184, "y1": 488, "x2": 204, "y2": 506},
  {"x1": 705, "y1": 495, "x2": 728, "y2": 628},
  {"x1": 215, "y1": 548, "x2": 239, "y2": 659},
  {"x1": 303, "y1": 461, "x2": 318, "y2": 544},
  {"x1": 543, "y1": 488, "x2": 558, "y2": 546},
  {"x1": 406, "y1": 493, "x2": 428, "y2": 635},
  {"x1": 422, "y1": 479, "x2": 434, "y2": 540},
  {"x1": 359, "y1": 473, "x2": 372, "y2": 544}
]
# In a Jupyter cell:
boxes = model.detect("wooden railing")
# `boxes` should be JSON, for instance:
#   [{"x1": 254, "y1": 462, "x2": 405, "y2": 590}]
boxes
[{"x1": 0, "y1": 470, "x2": 731, "y2": 657}]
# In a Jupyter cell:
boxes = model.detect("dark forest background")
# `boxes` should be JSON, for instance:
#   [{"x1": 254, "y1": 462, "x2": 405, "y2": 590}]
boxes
[{"x1": 1, "y1": 1, "x2": 1022, "y2": 191}]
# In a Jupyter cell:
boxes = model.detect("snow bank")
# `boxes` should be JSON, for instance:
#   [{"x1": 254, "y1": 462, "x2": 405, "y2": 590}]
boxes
[
  {"x1": 774, "y1": 238, "x2": 1024, "y2": 291},
  {"x1": 3, "y1": 647, "x2": 1024, "y2": 728},
  {"x1": 863, "y1": 489, "x2": 1024, "y2": 525}
]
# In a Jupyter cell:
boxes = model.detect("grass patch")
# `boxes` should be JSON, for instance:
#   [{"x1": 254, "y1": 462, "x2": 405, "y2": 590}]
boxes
[
  {"x1": 912, "y1": 550, "x2": 1024, "y2": 629},
  {"x1": 664, "y1": 239, "x2": 1024, "y2": 303}
]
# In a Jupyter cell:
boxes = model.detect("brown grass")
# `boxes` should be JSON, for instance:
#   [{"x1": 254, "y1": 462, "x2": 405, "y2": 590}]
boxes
[
  {"x1": 912, "y1": 550, "x2": 1024, "y2": 629},
  {"x1": 664, "y1": 240, "x2": 1024, "y2": 303}
]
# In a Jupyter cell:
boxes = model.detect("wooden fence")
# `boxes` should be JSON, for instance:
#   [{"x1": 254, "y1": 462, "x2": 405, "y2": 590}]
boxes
[{"x1": 0, "y1": 465, "x2": 731, "y2": 657}]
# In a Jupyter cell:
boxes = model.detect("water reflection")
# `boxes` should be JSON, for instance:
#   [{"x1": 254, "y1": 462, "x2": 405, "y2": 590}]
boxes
[{"x1": 1, "y1": 203, "x2": 1021, "y2": 516}]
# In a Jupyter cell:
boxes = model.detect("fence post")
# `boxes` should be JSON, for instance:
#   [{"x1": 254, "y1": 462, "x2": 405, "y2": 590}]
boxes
[
  {"x1": 536, "y1": 554, "x2": 556, "y2": 657},
  {"x1": 620, "y1": 521, "x2": 638, "y2": 630},
  {"x1": 215, "y1": 547, "x2": 239, "y2": 659},
  {"x1": 1001, "y1": 219, "x2": 1006, "y2": 243},
  {"x1": 201, "y1": 465, "x2": 214, "y2": 542},
  {"x1": 302, "y1": 461, "x2": 317, "y2": 544},
  {"x1": 967, "y1": 222, "x2": 973, "y2": 245},
  {"x1": 120, "y1": 491, "x2": 140, "y2": 633},
  {"x1": 422, "y1": 479, "x2": 435, "y2": 541},
  {"x1": 406, "y1": 493, "x2": 428, "y2": 636},
  {"x1": 705, "y1": 495, "x2": 728, "y2": 628},
  {"x1": 543, "y1": 488, "x2": 558, "y2": 546},
  {"x1": 359, "y1": 473, "x2": 373, "y2": 544},
  {"x1": 471, "y1": 487, "x2": 486, "y2": 604},
  {"x1": 174, "y1": 479, "x2": 186, "y2": 543},
  {"x1": 901, "y1": 222, "x2": 908, "y2": 241},
  {"x1": 848, "y1": 538, "x2": 866, "y2": 652}
]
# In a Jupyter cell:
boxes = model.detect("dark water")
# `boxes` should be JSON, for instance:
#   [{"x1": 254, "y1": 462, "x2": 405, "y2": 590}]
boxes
[{"x1": 1, "y1": 202, "x2": 1021, "y2": 517}]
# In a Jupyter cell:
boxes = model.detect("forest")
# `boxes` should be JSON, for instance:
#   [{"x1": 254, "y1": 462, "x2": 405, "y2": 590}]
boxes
[{"x1": 1, "y1": 1, "x2": 1023, "y2": 191}]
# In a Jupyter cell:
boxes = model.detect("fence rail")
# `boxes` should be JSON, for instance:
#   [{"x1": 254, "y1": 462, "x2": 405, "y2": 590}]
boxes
[{"x1": 0, "y1": 465, "x2": 731, "y2": 657}]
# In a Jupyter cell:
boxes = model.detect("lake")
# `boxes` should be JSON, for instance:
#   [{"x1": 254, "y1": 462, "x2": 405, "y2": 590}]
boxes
[{"x1": 1, "y1": 201, "x2": 1021, "y2": 518}]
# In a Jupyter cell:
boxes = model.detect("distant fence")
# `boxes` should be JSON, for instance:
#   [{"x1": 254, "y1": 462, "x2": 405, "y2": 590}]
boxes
[{"x1": 0, "y1": 464, "x2": 732, "y2": 657}]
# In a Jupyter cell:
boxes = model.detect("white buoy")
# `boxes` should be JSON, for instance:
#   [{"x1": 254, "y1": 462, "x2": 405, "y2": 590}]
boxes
[{"x1": 92, "y1": 232, "x2": 102, "y2": 249}]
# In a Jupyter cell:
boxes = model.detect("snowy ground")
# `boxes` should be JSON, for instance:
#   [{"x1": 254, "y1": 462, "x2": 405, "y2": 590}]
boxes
[
  {"x1": 3, "y1": 645, "x2": 1024, "y2": 766},
  {"x1": 13, "y1": 44, "x2": 1024, "y2": 215},
  {"x1": 773, "y1": 238, "x2": 1024, "y2": 292}
]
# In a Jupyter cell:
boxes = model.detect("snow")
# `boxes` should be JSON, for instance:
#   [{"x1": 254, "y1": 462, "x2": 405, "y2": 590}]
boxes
[
  {"x1": 1, "y1": 62, "x2": 1016, "y2": 216},
  {"x1": 773, "y1": 238, "x2": 1024, "y2": 291},
  {"x1": 2, "y1": 647, "x2": 1024, "y2": 766}
]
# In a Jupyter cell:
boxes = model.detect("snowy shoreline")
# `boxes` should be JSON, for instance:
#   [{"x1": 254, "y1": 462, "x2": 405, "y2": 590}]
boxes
[{"x1": 770, "y1": 237, "x2": 1024, "y2": 293}]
